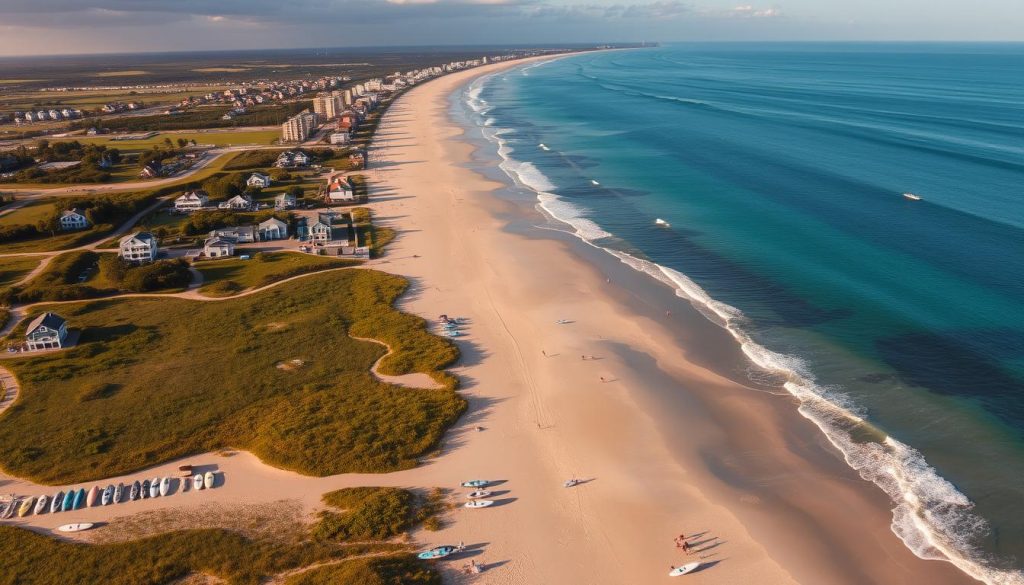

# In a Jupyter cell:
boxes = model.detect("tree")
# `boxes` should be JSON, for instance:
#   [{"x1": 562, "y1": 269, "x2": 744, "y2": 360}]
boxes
[
  {"x1": 177, "y1": 138, "x2": 187, "y2": 148},
  {"x1": 288, "y1": 185, "x2": 304, "y2": 199}
]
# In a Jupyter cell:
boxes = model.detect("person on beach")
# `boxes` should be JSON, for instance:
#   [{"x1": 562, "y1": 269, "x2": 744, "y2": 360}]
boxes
[
  {"x1": 542, "y1": 350, "x2": 547, "y2": 357},
  {"x1": 682, "y1": 541, "x2": 692, "y2": 555}
]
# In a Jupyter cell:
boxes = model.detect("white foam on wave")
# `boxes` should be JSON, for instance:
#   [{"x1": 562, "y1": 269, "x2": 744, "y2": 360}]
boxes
[
  {"x1": 465, "y1": 61, "x2": 1023, "y2": 585},
  {"x1": 606, "y1": 251, "x2": 1020, "y2": 585}
]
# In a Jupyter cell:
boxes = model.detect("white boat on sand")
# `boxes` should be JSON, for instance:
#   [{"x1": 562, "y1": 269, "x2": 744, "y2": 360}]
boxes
[
  {"x1": 57, "y1": 523, "x2": 94, "y2": 533},
  {"x1": 464, "y1": 500, "x2": 494, "y2": 509},
  {"x1": 669, "y1": 562, "x2": 701, "y2": 576}
]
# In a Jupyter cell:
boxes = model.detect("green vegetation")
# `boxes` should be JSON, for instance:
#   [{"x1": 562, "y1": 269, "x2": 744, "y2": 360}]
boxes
[
  {"x1": 315, "y1": 487, "x2": 447, "y2": 542},
  {"x1": 196, "y1": 252, "x2": 355, "y2": 297},
  {"x1": 283, "y1": 555, "x2": 440, "y2": 585},
  {"x1": 352, "y1": 207, "x2": 395, "y2": 258},
  {"x1": 0, "y1": 256, "x2": 41, "y2": 290},
  {"x1": 70, "y1": 104, "x2": 306, "y2": 133},
  {"x1": 0, "y1": 190, "x2": 161, "y2": 254},
  {"x1": 0, "y1": 269, "x2": 463, "y2": 483},
  {"x1": 0, "y1": 251, "x2": 189, "y2": 305},
  {"x1": 0, "y1": 525, "x2": 414, "y2": 585}
]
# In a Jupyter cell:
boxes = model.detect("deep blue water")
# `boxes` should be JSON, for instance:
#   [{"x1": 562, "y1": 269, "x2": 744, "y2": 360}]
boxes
[{"x1": 465, "y1": 43, "x2": 1024, "y2": 583}]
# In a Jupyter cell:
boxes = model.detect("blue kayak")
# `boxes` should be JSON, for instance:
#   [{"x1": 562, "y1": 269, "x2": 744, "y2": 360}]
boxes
[
  {"x1": 72, "y1": 488, "x2": 85, "y2": 510},
  {"x1": 418, "y1": 546, "x2": 456, "y2": 560},
  {"x1": 61, "y1": 490, "x2": 75, "y2": 512}
]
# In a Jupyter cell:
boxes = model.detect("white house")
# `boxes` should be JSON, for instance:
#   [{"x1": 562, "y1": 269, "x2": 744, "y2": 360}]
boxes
[
  {"x1": 119, "y1": 232, "x2": 158, "y2": 264},
  {"x1": 329, "y1": 132, "x2": 350, "y2": 145},
  {"x1": 58, "y1": 208, "x2": 90, "y2": 231},
  {"x1": 309, "y1": 217, "x2": 334, "y2": 243},
  {"x1": 326, "y1": 175, "x2": 354, "y2": 204},
  {"x1": 275, "y1": 151, "x2": 311, "y2": 168},
  {"x1": 174, "y1": 190, "x2": 209, "y2": 212},
  {"x1": 246, "y1": 173, "x2": 271, "y2": 189},
  {"x1": 274, "y1": 192, "x2": 296, "y2": 210},
  {"x1": 258, "y1": 217, "x2": 288, "y2": 241},
  {"x1": 25, "y1": 312, "x2": 68, "y2": 351},
  {"x1": 210, "y1": 225, "x2": 256, "y2": 243},
  {"x1": 203, "y1": 236, "x2": 235, "y2": 258},
  {"x1": 218, "y1": 194, "x2": 253, "y2": 210}
]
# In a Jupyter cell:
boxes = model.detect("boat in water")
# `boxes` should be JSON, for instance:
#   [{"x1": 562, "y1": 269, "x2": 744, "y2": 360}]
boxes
[
  {"x1": 590, "y1": 179, "x2": 600, "y2": 186},
  {"x1": 655, "y1": 218, "x2": 671, "y2": 227},
  {"x1": 902, "y1": 192, "x2": 922, "y2": 201},
  {"x1": 538, "y1": 143, "x2": 550, "y2": 151}
]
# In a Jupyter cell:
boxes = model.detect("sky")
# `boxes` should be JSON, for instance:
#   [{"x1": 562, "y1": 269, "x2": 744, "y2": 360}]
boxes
[{"x1": 0, "y1": 0, "x2": 1022, "y2": 56}]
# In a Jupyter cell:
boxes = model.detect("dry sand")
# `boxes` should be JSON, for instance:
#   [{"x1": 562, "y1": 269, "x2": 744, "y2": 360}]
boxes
[{"x1": 0, "y1": 55, "x2": 979, "y2": 585}]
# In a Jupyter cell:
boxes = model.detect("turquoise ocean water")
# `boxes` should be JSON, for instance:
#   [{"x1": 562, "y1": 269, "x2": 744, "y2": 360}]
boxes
[{"x1": 462, "y1": 43, "x2": 1024, "y2": 584}]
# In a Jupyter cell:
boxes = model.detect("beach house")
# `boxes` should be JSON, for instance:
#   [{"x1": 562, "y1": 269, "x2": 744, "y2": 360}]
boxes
[
  {"x1": 326, "y1": 175, "x2": 355, "y2": 204},
  {"x1": 139, "y1": 161, "x2": 162, "y2": 179},
  {"x1": 203, "y1": 236, "x2": 235, "y2": 258},
  {"x1": 118, "y1": 232, "x2": 158, "y2": 264},
  {"x1": 218, "y1": 194, "x2": 254, "y2": 210},
  {"x1": 258, "y1": 217, "x2": 288, "y2": 241},
  {"x1": 209, "y1": 225, "x2": 256, "y2": 243},
  {"x1": 247, "y1": 173, "x2": 271, "y2": 189},
  {"x1": 58, "y1": 208, "x2": 90, "y2": 231},
  {"x1": 274, "y1": 192, "x2": 297, "y2": 210},
  {"x1": 25, "y1": 312, "x2": 68, "y2": 351},
  {"x1": 174, "y1": 190, "x2": 209, "y2": 212}
]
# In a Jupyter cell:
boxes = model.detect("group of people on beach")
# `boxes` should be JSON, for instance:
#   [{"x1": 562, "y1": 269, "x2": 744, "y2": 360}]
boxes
[{"x1": 674, "y1": 533, "x2": 693, "y2": 555}]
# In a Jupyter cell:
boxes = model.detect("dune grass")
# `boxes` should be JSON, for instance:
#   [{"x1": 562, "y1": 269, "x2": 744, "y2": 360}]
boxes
[
  {"x1": 0, "y1": 256, "x2": 41, "y2": 289},
  {"x1": 0, "y1": 484, "x2": 438, "y2": 585},
  {"x1": 283, "y1": 555, "x2": 440, "y2": 585},
  {"x1": 0, "y1": 269, "x2": 464, "y2": 483},
  {"x1": 196, "y1": 252, "x2": 357, "y2": 297},
  {"x1": 315, "y1": 487, "x2": 445, "y2": 542},
  {"x1": 351, "y1": 207, "x2": 395, "y2": 258}
]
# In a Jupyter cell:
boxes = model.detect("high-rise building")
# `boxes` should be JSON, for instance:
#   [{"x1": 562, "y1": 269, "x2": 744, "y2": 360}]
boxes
[
  {"x1": 281, "y1": 111, "x2": 320, "y2": 142},
  {"x1": 312, "y1": 93, "x2": 342, "y2": 119}
]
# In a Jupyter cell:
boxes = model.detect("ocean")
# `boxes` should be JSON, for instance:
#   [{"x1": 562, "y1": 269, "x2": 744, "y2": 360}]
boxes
[{"x1": 459, "y1": 43, "x2": 1024, "y2": 584}]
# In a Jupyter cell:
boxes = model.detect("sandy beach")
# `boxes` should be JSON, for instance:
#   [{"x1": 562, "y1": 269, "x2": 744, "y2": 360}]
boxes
[{"x1": 0, "y1": 55, "x2": 981, "y2": 585}]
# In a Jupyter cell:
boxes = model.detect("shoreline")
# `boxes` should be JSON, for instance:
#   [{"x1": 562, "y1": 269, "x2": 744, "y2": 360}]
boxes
[
  {"x1": 0, "y1": 54, "x2": 986, "y2": 584},
  {"x1": 372, "y1": 52, "x2": 978, "y2": 581}
]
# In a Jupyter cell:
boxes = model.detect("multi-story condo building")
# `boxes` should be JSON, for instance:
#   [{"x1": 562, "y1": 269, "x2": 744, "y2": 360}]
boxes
[{"x1": 281, "y1": 111, "x2": 320, "y2": 142}]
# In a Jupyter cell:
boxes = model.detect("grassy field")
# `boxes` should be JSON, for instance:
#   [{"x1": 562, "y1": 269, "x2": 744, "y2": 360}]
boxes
[
  {"x1": 352, "y1": 207, "x2": 395, "y2": 258},
  {"x1": 315, "y1": 487, "x2": 443, "y2": 542},
  {"x1": 0, "y1": 269, "x2": 463, "y2": 483},
  {"x1": 283, "y1": 555, "x2": 440, "y2": 585},
  {"x1": 0, "y1": 256, "x2": 41, "y2": 289},
  {"x1": 0, "y1": 87, "x2": 223, "y2": 114},
  {"x1": 0, "y1": 199, "x2": 59, "y2": 228},
  {"x1": 54, "y1": 129, "x2": 280, "y2": 150},
  {"x1": 196, "y1": 252, "x2": 357, "y2": 297}
]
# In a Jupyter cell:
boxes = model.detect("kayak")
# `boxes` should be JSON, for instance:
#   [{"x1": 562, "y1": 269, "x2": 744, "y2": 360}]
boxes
[
  {"x1": 130, "y1": 481, "x2": 141, "y2": 501},
  {"x1": 669, "y1": 563, "x2": 701, "y2": 577},
  {"x1": 464, "y1": 500, "x2": 494, "y2": 509},
  {"x1": 141, "y1": 479, "x2": 151, "y2": 499},
  {"x1": 465, "y1": 490, "x2": 491, "y2": 499},
  {"x1": 417, "y1": 545, "x2": 456, "y2": 560},
  {"x1": 193, "y1": 474, "x2": 204, "y2": 490},
  {"x1": 72, "y1": 488, "x2": 85, "y2": 510},
  {"x1": 86, "y1": 486, "x2": 99, "y2": 507},
  {"x1": 149, "y1": 477, "x2": 160, "y2": 498},
  {"x1": 34, "y1": 495, "x2": 48, "y2": 515},
  {"x1": 18, "y1": 497, "x2": 35, "y2": 517},
  {"x1": 101, "y1": 485, "x2": 114, "y2": 506},
  {"x1": 204, "y1": 471, "x2": 215, "y2": 489},
  {"x1": 460, "y1": 480, "x2": 489, "y2": 488},
  {"x1": 159, "y1": 477, "x2": 171, "y2": 497},
  {"x1": 51, "y1": 491, "x2": 64, "y2": 514},
  {"x1": 114, "y1": 483, "x2": 124, "y2": 504},
  {"x1": 62, "y1": 490, "x2": 75, "y2": 512}
]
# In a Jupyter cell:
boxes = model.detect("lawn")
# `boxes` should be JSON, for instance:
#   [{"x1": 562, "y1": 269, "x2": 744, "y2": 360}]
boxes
[
  {"x1": 0, "y1": 199, "x2": 59, "y2": 228},
  {"x1": 0, "y1": 269, "x2": 463, "y2": 483},
  {"x1": 196, "y1": 252, "x2": 357, "y2": 297},
  {"x1": 55, "y1": 129, "x2": 281, "y2": 150},
  {"x1": 0, "y1": 256, "x2": 41, "y2": 289}
]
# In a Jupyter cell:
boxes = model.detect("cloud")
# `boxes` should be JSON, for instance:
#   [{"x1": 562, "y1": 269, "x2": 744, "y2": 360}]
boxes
[{"x1": 726, "y1": 4, "x2": 782, "y2": 18}]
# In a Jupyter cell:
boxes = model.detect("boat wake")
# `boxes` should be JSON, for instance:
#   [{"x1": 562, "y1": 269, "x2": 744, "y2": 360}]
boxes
[{"x1": 466, "y1": 68, "x2": 1024, "y2": 585}]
